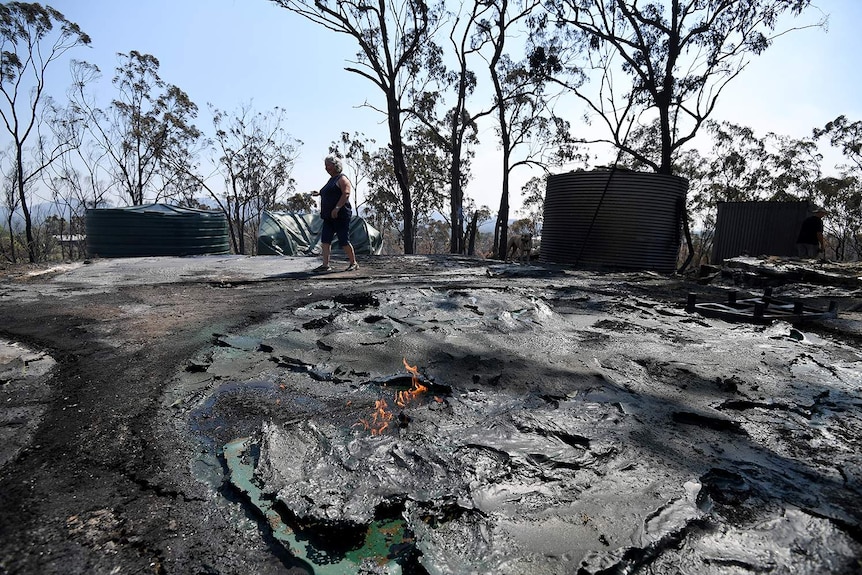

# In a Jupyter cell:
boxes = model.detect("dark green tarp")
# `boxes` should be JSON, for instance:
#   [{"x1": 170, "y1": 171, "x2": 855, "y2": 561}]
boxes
[{"x1": 257, "y1": 211, "x2": 383, "y2": 256}]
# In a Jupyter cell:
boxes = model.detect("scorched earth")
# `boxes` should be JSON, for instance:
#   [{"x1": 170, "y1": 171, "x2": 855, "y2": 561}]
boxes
[{"x1": 0, "y1": 254, "x2": 860, "y2": 575}]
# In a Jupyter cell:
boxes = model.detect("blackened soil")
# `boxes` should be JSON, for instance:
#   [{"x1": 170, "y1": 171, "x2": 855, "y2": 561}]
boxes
[
  {"x1": 0, "y1": 256, "x2": 494, "y2": 574},
  {"x1": 0, "y1": 255, "x2": 860, "y2": 575}
]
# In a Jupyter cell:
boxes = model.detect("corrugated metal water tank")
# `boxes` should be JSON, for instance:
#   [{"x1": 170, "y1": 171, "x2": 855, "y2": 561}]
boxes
[
  {"x1": 541, "y1": 170, "x2": 688, "y2": 273},
  {"x1": 85, "y1": 204, "x2": 231, "y2": 257},
  {"x1": 711, "y1": 201, "x2": 810, "y2": 262}
]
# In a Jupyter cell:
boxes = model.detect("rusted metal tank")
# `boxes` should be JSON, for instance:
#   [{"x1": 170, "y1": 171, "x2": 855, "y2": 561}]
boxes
[{"x1": 540, "y1": 169, "x2": 688, "y2": 273}]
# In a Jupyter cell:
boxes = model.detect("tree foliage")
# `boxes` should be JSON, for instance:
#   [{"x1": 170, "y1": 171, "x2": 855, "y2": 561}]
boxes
[
  {"x1": 276, "y1": 192, "x2": 317, "y2": 214},
  {"x1": 679, "y1": 120, "x2": 859, "y2": 262},
  {"x1": 327, "y1": 131, "x2": 376, "y2": 212},
  {"x1": 0, "y1": 2, "x2": 90, "y2": 262},
  {"x1": 408, "y1": 0, "x2": 494, "y2": 254},
  {"x1": 488, "y1": 52, "x2": 573, "y2": 257},
  {"x1": 813, "y1": 116, "x2": 862, "y2": 259},
  {"x1": 71, "y1": 51, "x2": 202, "y2": 206},
  {"x1": 814, "y1": 115, "x2": 862, "y2": 174},
  {"x1": 271, "y1": 0, "x2": 445, "y2": 254},
  {"x1": 193, "y1": 104, "x2": 301, "y2": 254},
  {"x1": 519, "y1": 174, "x2": 546, "y2": 235},
  {"x1": 363, "y1": 127, "x2": 449, "y2": 251},
  {"x1": 530, "y1": 0, "x2": 822, "y2": 175},
  {"x1": 813, "y1": 176, "x2": 861, "y2": 261},
  {"x1": 438, "y1": 0, "x2": 575, "y2": 259}
]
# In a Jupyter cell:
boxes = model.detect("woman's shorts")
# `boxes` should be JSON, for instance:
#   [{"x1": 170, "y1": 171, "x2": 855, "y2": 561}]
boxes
[{"x1": 321, "y1": 216, "x2": 351, "y2": 246}]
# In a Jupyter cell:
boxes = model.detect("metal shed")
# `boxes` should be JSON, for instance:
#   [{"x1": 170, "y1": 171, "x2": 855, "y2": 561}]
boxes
[{"x1": 711, "y1": 201, "x2": 811, "y2": 262}]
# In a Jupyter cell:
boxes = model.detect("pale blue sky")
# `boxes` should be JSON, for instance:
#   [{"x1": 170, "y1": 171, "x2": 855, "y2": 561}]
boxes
[{"x1": 28, "y1": 1, "x2": 862, "y2": 212}]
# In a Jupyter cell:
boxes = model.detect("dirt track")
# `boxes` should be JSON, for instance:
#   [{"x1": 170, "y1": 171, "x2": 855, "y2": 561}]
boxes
[{"x1": 0, "y1": 255, "x2": 860, "y2": 574}]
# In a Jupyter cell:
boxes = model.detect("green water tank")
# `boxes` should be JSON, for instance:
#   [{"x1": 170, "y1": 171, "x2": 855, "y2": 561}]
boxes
[{"x1": 85, "y1": 204, "x2": 231, "y2": 257}]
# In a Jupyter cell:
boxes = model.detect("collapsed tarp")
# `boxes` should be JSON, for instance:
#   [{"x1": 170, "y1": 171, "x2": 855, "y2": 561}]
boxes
[{"x1": 256, "y1": 210, "x2": 383, "y2": 256}]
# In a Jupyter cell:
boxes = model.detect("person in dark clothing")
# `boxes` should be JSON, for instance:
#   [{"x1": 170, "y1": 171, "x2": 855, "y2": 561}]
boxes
[
  {"x1": 312, "y1": 155, "x2": 358, "y2": 272},
  {"x1": 796, "y1": 207, "x2": 827, "y2": 258}
]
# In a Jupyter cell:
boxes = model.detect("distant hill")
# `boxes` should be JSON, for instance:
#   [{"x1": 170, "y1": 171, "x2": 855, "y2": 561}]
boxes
[{"x1": 0, "y1": 202, "x2": 68, "y2": 228}]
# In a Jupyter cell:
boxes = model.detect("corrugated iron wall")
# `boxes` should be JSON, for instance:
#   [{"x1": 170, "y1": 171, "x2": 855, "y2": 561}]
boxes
[
  {"x1": 712, "y1": 201, "x2": 810, "y2": 262},
  {"x1": 540, "y1": 170, "x2": 688, "y2": 273}
]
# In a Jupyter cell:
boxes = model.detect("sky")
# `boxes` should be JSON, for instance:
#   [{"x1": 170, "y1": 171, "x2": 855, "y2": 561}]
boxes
[{"x1": 16, "y1": 0, "x2": 862, "y2": 214}]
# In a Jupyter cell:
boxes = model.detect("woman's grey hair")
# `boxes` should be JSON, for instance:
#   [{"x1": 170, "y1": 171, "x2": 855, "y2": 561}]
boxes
[{"x1": 325, "y1": 155, "x2": 343, "y2": 173}]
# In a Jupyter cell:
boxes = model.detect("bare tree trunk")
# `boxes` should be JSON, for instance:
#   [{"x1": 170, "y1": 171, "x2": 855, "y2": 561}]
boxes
[
  {"x1": 449, "y1": 161, "x2": 464, "y2": 254},
  {"x1": 465, "y1": 211, "x2": 478, "y2": 256},
  {"x1": 5, "y1": 217, "x2": 16, "y2": 263},
  {"x1": 494, "y1": 135, "x2": 512, "y2": 260},
  {"x1": 16, "y1": 150, "x2": 36, "y2": 263},
  {"x1": 387, "y1": 91, "x2": 414, "y2": 254},
  {"x1": 676, "y1": 196, "x2": 694, "y2": 273}
]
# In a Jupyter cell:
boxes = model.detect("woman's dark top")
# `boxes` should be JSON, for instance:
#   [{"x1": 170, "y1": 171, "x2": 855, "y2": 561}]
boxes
[{"x1": 319, "y1": 173, "x2": 353, "y2": 221}]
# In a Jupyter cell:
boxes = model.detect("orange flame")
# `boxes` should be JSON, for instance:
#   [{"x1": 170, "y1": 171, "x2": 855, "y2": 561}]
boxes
[
  {"x1": 355, "y1": 398, "x2": 393, "y2": 436},
  {"x1": 355, "y1": 359, "x2": 429, "y2": 435},
  {"x1": 396, "y1": 359, "x2": 428, "y2": 408}
]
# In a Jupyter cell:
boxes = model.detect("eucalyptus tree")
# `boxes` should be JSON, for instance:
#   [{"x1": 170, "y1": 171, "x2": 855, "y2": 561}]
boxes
[
  {"x1": 360, "y1": 147, "x2": 400, "y2": 245},
  {"x1": 45, "y1": 123, "x2": 112, "y2": 214},
  {"x1": 530, "y1": 0, "x2": 823, "y2": 175},
  {"x1": 671, "y1": 147, "x2": 711, "y2": 264},
  {"x1": 276, "y1": 192, "x2": 317, "y2": 215},
  {"x1": 462, "y1": 200, "x2": 491, "y2": 256},
  {"x1": 683, "y1": 121, "x2": 828, "y2": 262},
  {"x1": 812, "y1": 175, "x2": 860, "y2": 261},
  {"x1": 676, "y1": 120, "x2": 774, "y2": 264},
  {"x1": 0, "y1": 2, "x2": 90, "y2": 262},
  {"x1": 404, "y1": 127, "x2": 452, "y2": 245},
  {"x1": 408, "y1": 0, "x2": 497, "y2": 255},
  {"x1": 764, "y1": 133, "x2": 822, "y2": 201},
  {"x1": 474, "y1": 0, "x2": 575, "y2": 259},
  {"x1": 364, "y1": 127, "x2": 449, "y2": 251},
  {"x1": 489, "y1": 54, "x2": 574, "y2": 257},
  {"x1": 71, "y1": 52, "x2": 202, "y2": 206},
  {"x1": 327, "y1": 131, "x2": 376, "y2": 212},
  {"x1": 271, "y1": 0, "x2": 446, "y2": 254},
  {"x1": 701, "y1": 121, "x2": 772, "y2": 203},
  {"x1": 417, "y1": 218, "x2": 450, "y2": 253},
  {"x1": 814, "y1": 115, "x2": 862, "y2": 174},
  {"x1": 439, "y1": 2, "x2": 487, "y2": 255},
  {"x1": 697, "y1": 121, "x2": 823, "y2": 205},
  {"x1": 519, "y1": 174, "x2": 546, "y2": 235},
  {"x1": 814, "y1": 116, "x2": 862, "y2": 260},
  {"x1": 189, "y1": 104, "x2": 301, "y2": 254},
  {"x1": 1, "y1": 151, "x2": 22, "y2": 261},
  {"x1": 43, "y1": 135, "x2": 110, "y2": 261}
]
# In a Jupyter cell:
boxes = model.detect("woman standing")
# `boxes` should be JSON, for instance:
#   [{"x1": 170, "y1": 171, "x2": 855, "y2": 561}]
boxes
[{"x1": 314, "y1": 155, "x2": 358, "y2": 272}]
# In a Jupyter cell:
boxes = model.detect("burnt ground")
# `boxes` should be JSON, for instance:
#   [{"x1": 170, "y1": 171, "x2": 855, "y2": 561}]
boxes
[{"x1": 0, "y1": 254, "x2": 861, "y2": 575}]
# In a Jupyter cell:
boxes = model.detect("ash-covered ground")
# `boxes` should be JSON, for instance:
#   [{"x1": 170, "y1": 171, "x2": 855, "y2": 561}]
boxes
[{"x1": 1, "y1": 254, "x2": 860, "y2": 574}]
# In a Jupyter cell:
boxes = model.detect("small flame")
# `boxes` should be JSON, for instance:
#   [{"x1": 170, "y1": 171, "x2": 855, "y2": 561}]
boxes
[
  {"x1": 396, "y1": 359, "x2": 428, "y2": 408},
  {"x1": 355, "y1": 398, "x2": 393, "y2": 436},
  {"x1": 355, "y1": 359, "x2": 429, "y2": 435}
]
